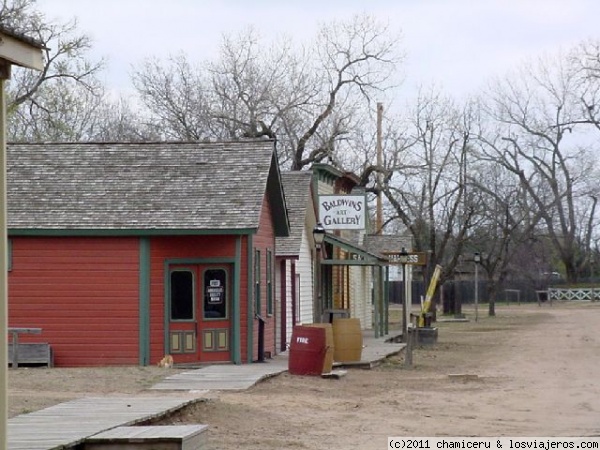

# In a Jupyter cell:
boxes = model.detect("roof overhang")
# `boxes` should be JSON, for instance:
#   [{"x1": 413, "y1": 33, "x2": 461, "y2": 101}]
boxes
[
  {"x1": 320, "y1": 233, "x2": 387, "y2": 266},
  {"x1": 0, "y1": 27, "x2": 45, "y2": 72}
]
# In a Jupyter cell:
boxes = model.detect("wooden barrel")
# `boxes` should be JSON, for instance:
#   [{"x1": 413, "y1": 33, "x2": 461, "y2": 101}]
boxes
[
  {"x1": 306, "y1": 323, "x2": 334, "y2": 374},
  {"x1": 332, "y1": 318, "x2": 362, "y2": 362},
  {"x1": 288, "y1": 325, "x2": 327, "y2": 376}
]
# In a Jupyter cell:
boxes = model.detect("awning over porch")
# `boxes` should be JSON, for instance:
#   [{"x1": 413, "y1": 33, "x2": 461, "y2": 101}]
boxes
[{"x1": 316, "y1": 233, "x2": 394, "y2": 339}]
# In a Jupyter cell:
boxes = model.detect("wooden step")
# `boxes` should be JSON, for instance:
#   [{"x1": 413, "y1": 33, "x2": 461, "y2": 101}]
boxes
[{"x1": 84, "y1": 425, "x2": 208, "y2": 450}]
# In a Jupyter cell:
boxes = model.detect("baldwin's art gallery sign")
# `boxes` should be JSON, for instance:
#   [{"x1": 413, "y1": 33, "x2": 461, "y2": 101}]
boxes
[{"x1": 318, "y1": 195, "x2": 366, "y2": 230}]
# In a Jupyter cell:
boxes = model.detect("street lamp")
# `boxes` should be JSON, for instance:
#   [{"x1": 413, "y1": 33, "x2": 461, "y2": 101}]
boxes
[
  {"x1": 398, "y1": 247, "x2": 409, "y2": 342},
  {"x1": 312, "y1": 223, "x2": 326, "y2": 322},
  {"x1": 313, "y1": 222, "x2": 326, "y2": 250},
  {"x1": 473, "y1": 252, "x2": 481, "y2": 322}
]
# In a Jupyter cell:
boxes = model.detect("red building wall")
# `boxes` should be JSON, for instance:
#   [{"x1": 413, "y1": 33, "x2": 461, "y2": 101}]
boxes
[
  {"x1": 147, "y1": 193, "x2": 278, "y2": 365},
  {"x1": 252, "y1": 195, "x2": 277, "y2": 361},
  {"x1": 8, "y1": 236, "x2": 140, "y2": 367},
  {"x1": 148, "y1": 235, "x2": 241, "y2": 364},
  {"x1": 7, "y1": 197, "x2": 279, "y2": 367}
]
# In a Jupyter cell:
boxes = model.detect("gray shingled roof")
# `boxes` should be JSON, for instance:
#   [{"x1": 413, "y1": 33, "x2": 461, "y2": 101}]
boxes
[
  {"x1": 276, "y1": 171, "x2": 314, "y2": 256},
  {"x1": 7, "y1": 140, "x2": 288, "y2": 234},
  {"x1": 363, "y1": 234, "x2": 413, "y2": 257}
]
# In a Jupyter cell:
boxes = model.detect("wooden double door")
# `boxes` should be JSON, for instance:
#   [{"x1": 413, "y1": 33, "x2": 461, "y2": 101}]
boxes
[{"x1": 167, "y1": 264, "x2": 231, "y2": 364}]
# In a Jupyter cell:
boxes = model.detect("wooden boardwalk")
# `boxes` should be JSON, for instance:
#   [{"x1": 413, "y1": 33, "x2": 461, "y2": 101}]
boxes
[
  {"x1": 151, "y1": 357, "x2": 289, "y2": 391},
  {"x1": 340, "y1": 331, "x2": 405, "y2": 369},
  {"x1": 151, "y1": 331, "x2": 405, "y2": 391},
  {"x1": 7, "y1": 330, "x2": 404, "y2": 449},
  {"x1": 8, "y1": 396, "x2": 203, "y2": 450}
]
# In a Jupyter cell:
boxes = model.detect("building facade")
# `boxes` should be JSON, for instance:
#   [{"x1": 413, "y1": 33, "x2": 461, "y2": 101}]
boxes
[{"x1": 7, "y1": 140, "x2": 288, "y2": 367}]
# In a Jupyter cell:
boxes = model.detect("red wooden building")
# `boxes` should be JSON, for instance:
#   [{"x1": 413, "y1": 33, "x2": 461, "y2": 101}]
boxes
[{"x1": 6, "y1": 140, "x2": 289, "y2": 367}]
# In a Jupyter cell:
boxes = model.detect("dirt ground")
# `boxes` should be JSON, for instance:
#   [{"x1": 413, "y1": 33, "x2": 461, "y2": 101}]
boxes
[{"x1": 9, "y1": 301, "x2": 600, "y2": 449}]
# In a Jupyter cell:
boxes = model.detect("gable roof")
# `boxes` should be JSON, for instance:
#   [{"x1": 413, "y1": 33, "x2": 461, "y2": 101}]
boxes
[
  {"x1": 7, "y1": 140, "x2": 289, "y2": 236},
  {"x1": 276, "y1": 170, "x2": 314, "y2": 256}
]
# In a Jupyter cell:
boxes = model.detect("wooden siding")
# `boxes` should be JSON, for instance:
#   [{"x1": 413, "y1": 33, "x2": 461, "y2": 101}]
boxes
[
  {"x1": 278, "y1": 258, "x2": 297, "y2": 351},
  {"x1": 238, "y1": 235, "x2": 250, "y2": 363},
  {"x1": 276, "y1": 226, "x2": 315, "y2": 349},
  {"x1": 297, "y1": 226, "x2": 315, "y2": 327},
  {"x1": 277, "y1": 259, "x2": 292, "y2": 350},
  {"x1": 8, "y1": 237, "x2": 140, "y2": 366},
  {"x1": 350, "y1": 265, "x2": 372, "y2": 330},
  {"x1": 275, "y1": 258, "x2": 286, "y2": 353},
  {"x1": 317, "y1": 179, "x2": 334, "y2": 196},
  {"x1": 252, "y1": 195, "x2": 277, "y2": 361}
]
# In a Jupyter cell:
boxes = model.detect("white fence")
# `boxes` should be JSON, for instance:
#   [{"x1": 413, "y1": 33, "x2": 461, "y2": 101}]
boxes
[{"x1": 548, "y1": 287, "x2": 600, "y2": 301}]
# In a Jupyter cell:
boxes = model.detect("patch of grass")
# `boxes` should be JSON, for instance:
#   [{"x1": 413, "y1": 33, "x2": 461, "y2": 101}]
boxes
[{"x1": 379, "y1": 355, "x2": 405, "y2": 370}]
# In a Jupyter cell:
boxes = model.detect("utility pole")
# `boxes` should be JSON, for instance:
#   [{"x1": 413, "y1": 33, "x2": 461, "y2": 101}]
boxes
[
  {"x1": 376, "y1": 102, "x2": 383, "y2": 235},
  {"x1": 474, "y1": 252, "x2": 481, "y2": 322}
]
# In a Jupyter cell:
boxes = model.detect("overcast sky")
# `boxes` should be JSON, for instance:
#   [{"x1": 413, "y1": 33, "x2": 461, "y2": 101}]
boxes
[{"x1": 35, "y1": 0, "x2": 600, "y2": 102}]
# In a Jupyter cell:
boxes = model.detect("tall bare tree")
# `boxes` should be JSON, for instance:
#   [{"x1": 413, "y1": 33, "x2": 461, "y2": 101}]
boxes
[
  {"x1": 133, "y1": 55, "x2": 215, "y2": 141},
  {"x1": 131, "y1": 15, "x2": 402, "y2": 171},
  {"x1": 467, "y1": 154, "x2": 546, "y2": 314},
  {"x1": 382, "y1": 87, "x2": 474, "y2": 292},
  {"x1": 2, "y1": 0, "x2": 156, "y2": 142},
  {"x1": 477, "y1": 54, "x2": 600, "y2": 282}
]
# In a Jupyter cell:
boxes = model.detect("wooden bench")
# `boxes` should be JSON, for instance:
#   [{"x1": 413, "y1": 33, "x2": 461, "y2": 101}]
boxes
[
  {"x1": 7, "y1": 327, "x2": 53, "y2": 368},
  {"x1": 84, "y1": 425, "x2": 209, "y2": 450},
  {"x1": 8, "y1": 342, "x2": 53, "y2": 368}
]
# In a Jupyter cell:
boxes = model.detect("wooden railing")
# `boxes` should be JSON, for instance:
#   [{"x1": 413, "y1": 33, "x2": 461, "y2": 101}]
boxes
[{"x1": 548, "y1": 287, "x2": 600, "y2": 302}]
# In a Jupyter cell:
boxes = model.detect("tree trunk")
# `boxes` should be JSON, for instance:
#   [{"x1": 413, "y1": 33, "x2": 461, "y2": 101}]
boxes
[{"x1": 487, "y1": 282, "x2": 497, "y2": 317}]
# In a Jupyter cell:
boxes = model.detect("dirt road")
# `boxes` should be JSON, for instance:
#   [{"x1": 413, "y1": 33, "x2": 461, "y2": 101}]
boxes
[
  {"x1": 9, "y1": 302, "x2": 600, "y2": 449},
  {"x1": 158, "y1": 302, "x2": 600, "y2": 449}
]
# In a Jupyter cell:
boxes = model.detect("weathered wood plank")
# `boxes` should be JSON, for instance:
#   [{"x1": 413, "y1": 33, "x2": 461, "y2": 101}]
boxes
[
  {"x1": 84, "y1": 425, "x2": 208, "y2": 450},
  {"x1": 8, "y1": 343, "x2": 52, "y2": 367},
  {"x1": 151, "y1": 359, "x2": 289, "y2": 391},
  {"x1": 8, "y1": 396, "x2": 205, "y2": 450},
  {"x1": 88, "y1": 425, "x2": 208, "y2": 438},
  {"x1": 7, "y1": 328, "x2": 43, "y2": 368}
]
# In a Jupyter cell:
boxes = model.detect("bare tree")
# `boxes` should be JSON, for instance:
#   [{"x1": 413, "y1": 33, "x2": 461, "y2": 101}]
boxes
[
  {"x1": 477, "y1": 54, "x2": 600, "y2": 283},
  {"x1": 9, "y1": 79, "x2": 159, "y2": 141},
  {"x1": 289, "y1": 14, "x2": 400, "y2": 170},
  {"x1": 131, "y1": 15, "x2": 402, "y2": 171},
  {"x1": 382, "y1": 87, "x2": 474, "y2": 295},
  {"x1": 467, "y1": 156, "x2": 545, "y2": 315},
  {"x1": 1, "y1": 0, "x2": 104, "y2": 110},
  {"x1": 8, "y1": 77, "x2": 102, "y2": 141},
  {"x1": 0, "y1": 0, "x2": 155, "y2": 142},
  {"x1": 133, "y1": 55, "x2": 215, "y2": 140},
  {"x1": 89, "y1": 98, "x2": 161, "y2": 142},
  {"x1": 207, "y1": 28, "x2": 318, "y2": 147}
]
